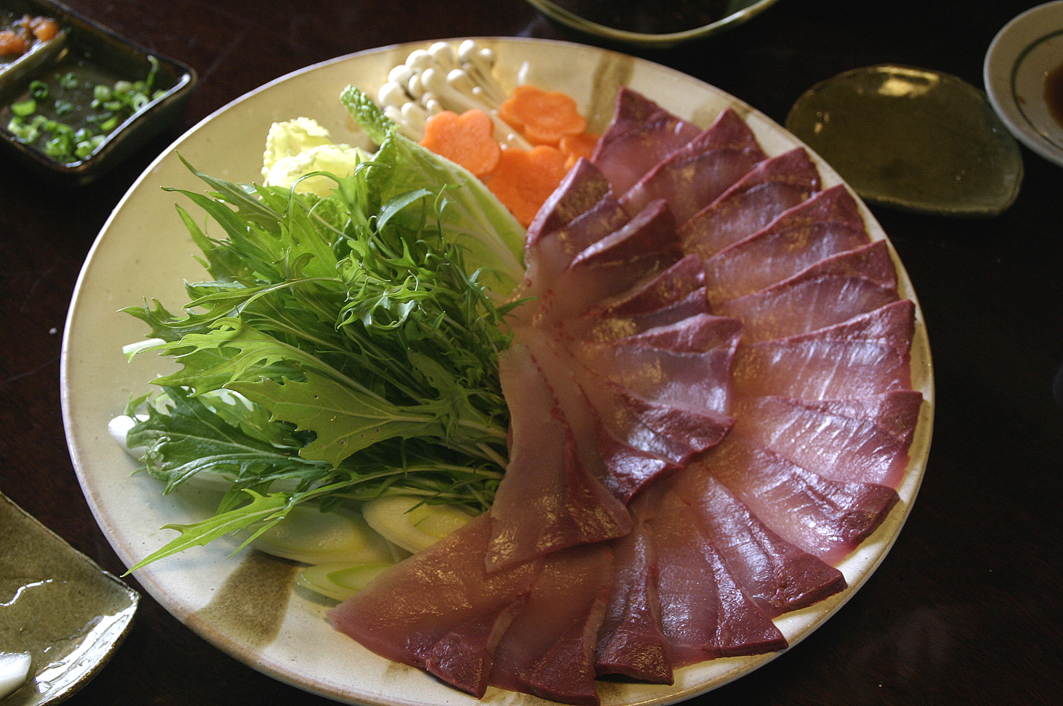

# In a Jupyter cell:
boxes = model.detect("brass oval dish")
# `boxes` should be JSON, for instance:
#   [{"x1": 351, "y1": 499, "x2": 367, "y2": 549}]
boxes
[
  {"x1": 786, "y1": 64, "x2": 1023, "y2": 216},
  {"x1": 0, "y1": 492, "x2": 138, "y2": 705}
]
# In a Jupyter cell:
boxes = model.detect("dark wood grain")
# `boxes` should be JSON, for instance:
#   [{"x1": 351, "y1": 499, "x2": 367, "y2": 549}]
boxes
[{"x1": 1, "y1": 1, "x2": 1060, "y2": 704}]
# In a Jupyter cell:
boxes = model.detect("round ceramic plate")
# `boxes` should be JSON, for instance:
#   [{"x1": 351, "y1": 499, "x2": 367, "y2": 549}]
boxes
[
  {"x1": 61, "y1": 38, "x2": 934, "y2": 706},
  {"x1": 985, "y1": 1, "x2": 1063, "y2": 167}
]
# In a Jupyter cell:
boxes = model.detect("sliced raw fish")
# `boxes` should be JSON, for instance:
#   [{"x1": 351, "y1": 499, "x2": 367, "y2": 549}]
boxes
[
  {"x1": 527, "y1": 159, "x2": 613, "y2": 248},
  {"x1": 517, "y1": 333, "x2": 681, "y2": 503},
  {"x1": 718, "y1": 281, "x2": 899, "y2": 343},
  {"x1": 330, "y1": 87, "x2": 925, "y2": 704},
  {"x1": 731, "y1": 334, "x2": 912, "y2": 400},
  {"x1": 594, "y1": 254, "x2": 705, "y2": 317},
  {"x1": 519, "y1": 160, "x2": 631, "y2": 307},
  {"x1": 573, "y1": 255, "x2": 708, "y2": 342},
  {"x1": 796, "y1": 390, "x2": 925, "y2": 446},
  {"x1": 614, "y1": 388, "x2": 733, "y2": 462},
  {"x1": 680, "y1": 472, "x2": 846, "y2": 616},
  {"x1": 811, "y1": 300, "x2": 915, "y2": 350},
  {"x1": 531, "y1": 200, "x2": 683, "y2": 325},
  {"x1": 591, "y1": 87, "x2": 702, "y2": 194},
  {"x1": 595, "y1": 518, "x2": 673, "y2": 683},
  {"x1": 730, "y1": 290, "x2": 915, "y2": 401},
  {"x1": 592, "y1": 417, "x2": 682, "y2": 502},
  {"x1": 733, "y1": 391, "x2": 919, "y2": 489},
  {"x1": 569, "y1": 199, "x2": 679, "y2": 269},
  {"x1": 715, "y1": 241, "x2": 900, "y2": 341},
  {"x1": 551, "y1": 338, "x2": 730, "y2": 468},
  {"x1": 680, "y1": 147, "x2": 822, "y2": 259},
  {"x1": 638, "y1": 486, "x2": 788, "y2": 665},
  {"x1": 703, "y1": 185, "x2": 871, "y2": 305},
  {"x1": 620, "y1": 108, "x2": 767, "y2": 222},
  {"x1": 578, "y1": 287, "x2": 710, "y2": 344},
  {"x1": 568, "y1": 306, "x2": 741, "y2": 415},
  {"x1": 533, "y1": 336, "x2": 731, "y2": 499},
  {"x1": 518, "y1": 332, "x2": 610, "y2": 486},
  {"x1": 614, "y1": 313, "x2": 742, "y2": 354},
  {"x1": 327, "y1": 514, "x2": 541, "y2": 698},
  {"x1": 574, "y1": 367, "x2": 716, "y2": 467},
  {"x1": 488, "y1": 344, "x2": 632, "y2": 571},
  {"x1": 488, "y1": 544, "x2": 614, "y2": 706},
  {"x1": 688, "y1": 434, "x2": 899, "y2": 564},
  {"x1": 574, "y1": 335, "x2": 739, "y2": 414}
]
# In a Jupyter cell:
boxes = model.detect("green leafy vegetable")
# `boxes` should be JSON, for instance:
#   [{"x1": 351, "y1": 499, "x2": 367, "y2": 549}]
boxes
[
  {"x1": 340, "y1": 86, "x2": 526, "y2": 297},
  {"x1": 123, "y1": 88, "x2": 527, "y2": 571}
]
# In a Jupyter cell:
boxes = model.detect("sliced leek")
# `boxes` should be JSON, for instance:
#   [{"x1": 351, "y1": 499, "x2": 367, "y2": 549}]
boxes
[
  {"x1": 251, "y1": 505, "x2": 395, "y2": 566},
  {"x1": 296, "y1": 562, "x2": 392, "y2": 602},
  {"x1": 361, "y1": 495, "x2": 475, "y2": 554},
  {"x1": 0, "y1": 652, "x2": 31, "y2": 700}
]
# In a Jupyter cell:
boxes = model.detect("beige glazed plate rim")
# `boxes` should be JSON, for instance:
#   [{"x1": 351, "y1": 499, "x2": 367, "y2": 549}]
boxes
[{"x1": 60, "y1": 37, "x2": 934, "y2": 706}]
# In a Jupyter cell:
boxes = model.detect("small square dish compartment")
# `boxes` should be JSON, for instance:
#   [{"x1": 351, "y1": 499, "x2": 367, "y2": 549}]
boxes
[{"x1": 0, "y1": 0, "x2": 196, "y2": 185}]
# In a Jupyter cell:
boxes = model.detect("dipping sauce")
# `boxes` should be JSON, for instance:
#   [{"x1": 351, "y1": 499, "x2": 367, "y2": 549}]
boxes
[
  {"x1": 551, "y1": 0, "x2": 730, "y2": 34},
  {"x1": 1044, "y1": 60, "x2": 1063, "y2": 129},
  {"x1": 3, "y1": 54, "x2": 166, "y2": 164}
]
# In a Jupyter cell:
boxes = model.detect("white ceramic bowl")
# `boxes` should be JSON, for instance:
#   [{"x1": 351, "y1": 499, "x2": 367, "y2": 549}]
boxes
[{"x1": 985, "y1": 1, "x2": 1063, "y2": 167}]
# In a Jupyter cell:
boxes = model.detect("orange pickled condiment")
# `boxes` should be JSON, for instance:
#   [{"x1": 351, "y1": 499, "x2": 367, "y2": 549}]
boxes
[{"x1": 0, "y1": 15, "x2": 59, "y2": 57}]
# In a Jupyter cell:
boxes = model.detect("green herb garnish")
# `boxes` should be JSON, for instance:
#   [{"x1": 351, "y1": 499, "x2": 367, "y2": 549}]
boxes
[{"x1": 122, "y1": 89, "x2": 527, "y2": 570}]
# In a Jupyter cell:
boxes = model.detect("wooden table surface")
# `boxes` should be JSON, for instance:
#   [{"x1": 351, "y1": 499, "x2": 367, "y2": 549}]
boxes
[{"x1": 1, "y1": 1, "x2": 1060, "y2": 704}]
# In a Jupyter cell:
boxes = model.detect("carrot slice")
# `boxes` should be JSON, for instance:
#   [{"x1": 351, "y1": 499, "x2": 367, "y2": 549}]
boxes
[
  {"x1": 420, "y1": 109, "x2": 502, "y2": 178},
  {"x1": 559, "y1": 132, "x2": 600, "y2": 170},
  {"x1": 486, "y1": 145, "x2": 569, "y2": 227},
  {"x1": 499, "y1": 85, "x2": 588, "y2": 147}
]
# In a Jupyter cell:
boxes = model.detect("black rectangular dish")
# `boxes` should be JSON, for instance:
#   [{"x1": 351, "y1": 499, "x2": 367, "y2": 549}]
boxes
[{"x1": 0, "y1": 0, "x2": 196, "y2": 186}]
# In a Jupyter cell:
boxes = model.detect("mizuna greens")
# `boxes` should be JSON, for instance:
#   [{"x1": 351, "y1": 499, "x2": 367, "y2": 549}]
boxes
[{"x1": 122, "y1": 87, "x2": 527, "y2": 571}]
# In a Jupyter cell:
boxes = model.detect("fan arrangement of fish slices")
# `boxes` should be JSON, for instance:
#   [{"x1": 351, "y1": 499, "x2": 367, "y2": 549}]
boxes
[{"x1": 328, "y1": 88, "x2": 926, "y2": 705}]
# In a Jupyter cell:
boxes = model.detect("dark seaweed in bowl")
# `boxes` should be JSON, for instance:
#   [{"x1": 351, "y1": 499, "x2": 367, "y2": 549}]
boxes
[
  {"x1": 547, "y1": 0, "x2": 732, "y2": 35},
  {"x1": 522, "y1": 0, "x2": 781, "y2": 48}
]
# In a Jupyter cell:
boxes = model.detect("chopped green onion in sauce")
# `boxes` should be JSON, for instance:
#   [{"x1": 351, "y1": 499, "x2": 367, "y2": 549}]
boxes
[
  {"x1": 10, "y1": 99, "x2": 35, "y2": 117},
  {"x1": 4, "y1": 55, "x2": 165, "y2": 165}
]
